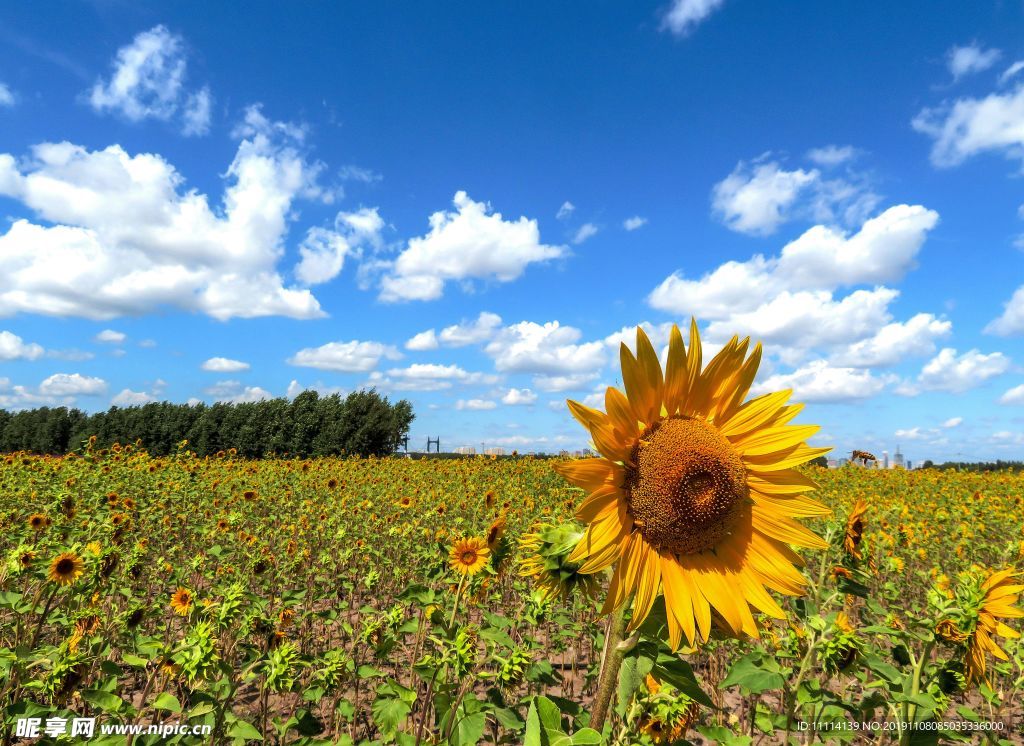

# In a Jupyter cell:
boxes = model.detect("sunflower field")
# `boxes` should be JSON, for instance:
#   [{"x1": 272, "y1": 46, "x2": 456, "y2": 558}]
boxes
[{"x1": 1, "y1": 325, "x2": 1023, "y2": 745}]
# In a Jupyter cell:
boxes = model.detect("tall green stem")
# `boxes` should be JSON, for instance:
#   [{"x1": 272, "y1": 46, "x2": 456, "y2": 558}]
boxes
[
  {"x1": 900, "y1": 641, "x2": 934, "y2": 746},
  {"x1": 590, "y1": 604, "x2": 626, "y2": 733}
]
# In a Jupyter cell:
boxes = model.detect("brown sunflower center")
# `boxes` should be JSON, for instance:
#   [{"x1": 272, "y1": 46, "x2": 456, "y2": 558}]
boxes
[
  {"x1": 55, "y1": 558, "x2": 76, "y2": 575},
  {"x1": 461, "y1": 551, "x2": 478, "y2": 564},
  {"x1": 624, "y1": 416, "x2": 749, "y2": 555}
]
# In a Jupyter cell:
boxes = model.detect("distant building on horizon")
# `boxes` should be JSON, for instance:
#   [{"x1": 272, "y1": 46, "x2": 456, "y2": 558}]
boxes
[
  {"x1": 893, "y1": 445, "x2": 905, "y2": 469},
  {"x1": 454, "y1": 446, "x2": 476, "y2": 455},
  {"x1": 882, "y1": 450, "x2": 889, "y2": 469}
]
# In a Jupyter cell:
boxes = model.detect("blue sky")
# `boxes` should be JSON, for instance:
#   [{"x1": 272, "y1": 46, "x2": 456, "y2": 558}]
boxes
[{"x1": 1, "y1": 1, "x2": 1023, "y2": 461}]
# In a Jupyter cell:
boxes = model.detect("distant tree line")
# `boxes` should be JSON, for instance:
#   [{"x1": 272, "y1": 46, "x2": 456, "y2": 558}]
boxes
[
  {"x1": 918, "y1": 459, "x2": 1024, "y2": 473},
  {"x1": 0, "y1": 390, "x2": 414, "y2": 458}
]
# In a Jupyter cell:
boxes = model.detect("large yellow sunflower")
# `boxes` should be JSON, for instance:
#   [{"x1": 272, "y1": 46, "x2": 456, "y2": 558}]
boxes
[
  {"x1": 554, "y1": 321, "x2": 830, "y2": 650},
  {"x1": 964, "y1": 568, "x2": 1023, "y2": 685},
  {"x1": 48, "y1": 551, "x2": 85, "y2": 586},
  {"x1": 449, "y1": 537, "x2": 490, "y2": 576}
]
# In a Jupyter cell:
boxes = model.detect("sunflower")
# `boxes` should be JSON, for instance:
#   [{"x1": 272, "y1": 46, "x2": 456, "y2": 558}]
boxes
[
  {"x1": 486, "y1": 515, "x2": 507, "y2": 550},
  {"x1": 963, "y1": 568, "x2": 1023, "y2": 685},
  {"x1": 169, "y1": 587, "x2": 194, "y2": 616},
  {"x1": 48, "y1": 551, "x2": 85, "y2": 585},
  {"x1": 844, "y1": 499, "x2": 868, "y2": 560},
  {"x1": 28, "y1": 512, "x2": 49, "y2": 531},
  {"x1": 449, "y1": 537, "x2": 490, "y2": 576},
  {"x1": 519, "y1": 523, "x2": 599, "y2": 602},
  {"x1": 18, "y1": 549, "x2": 37, "y2": 568},
  {"x1": 554, "y1": 322, "x2": 830, "y2": 650},
  {"x1": 398, "y1": 496, "x2": 413, "y2": 509}
]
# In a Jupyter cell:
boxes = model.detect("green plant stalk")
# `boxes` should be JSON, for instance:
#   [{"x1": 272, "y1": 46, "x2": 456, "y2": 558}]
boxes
[
  {"x1": 900, "y1": 640, "x2": 935, "y2": 746},
  {"x1": 783, "y1": 630, "x2": 819, "y2": 745},
  {"x1": 589, "y1": 603, "x2": 627, "y2": 733}
]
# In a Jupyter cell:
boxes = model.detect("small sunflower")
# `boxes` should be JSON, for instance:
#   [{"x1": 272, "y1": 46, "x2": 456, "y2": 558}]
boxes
[
  {"x1": 48, "y1": 551, "x2": 85, "y2": 586},
  {"x1": 449, "y1": 537, "x2": 490, "y2": 576},
  {"x1": 169, "y1": 587, "x2": 194, "y2": 616},
  {"x1": 963, "y1": 568, "x2": 1023, "y2": 685},
  {"x1": 486, "y1": 515, "x2": 507, "y2": 550},
  {"x1": 555, "y1": 322, "x2": 830, "y2": 650},
  {"x1": 18, "y1": 549, "x2": 37, "y2": 568},
  {"x1": 28, "y1": 512, "x2": 50, "y2": 531},
  {"x1": 398, "y1": 496, "x2": 413, "y2": 509},
  {"x1": 844, "y1": 499, "x2": 868, "y2": 560}
]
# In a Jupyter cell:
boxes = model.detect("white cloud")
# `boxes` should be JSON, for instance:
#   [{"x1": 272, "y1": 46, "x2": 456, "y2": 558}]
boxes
[
  {"x1": 285, "y1": 379, "x2": 346, "y2": 398},
  {"x1": 0, "y1": 109, "x2": 331, "y2": 320},
  {"x1": 405, "y1": 329, "x2": 439, "y2": 351},
  {"x1": 378, "y1": 191, "x2": 565, "y2": 302},
  {"x1": 649, "y1": 204, "x2": 939, "y2": 334},
  {"x1": 942, "y1": 417, "x2": 963, "y2": 428},
  {"x1": 1000, "y1": 61, "x2": 1024, "y2": 85},
  {"x1": 603, "y1": 322, "x2": 674, "y2": 353},
  {"x1": 660, "y1": 0, "x2": 726, "y2": 36},
  {"x1": 0, "y1": 83, "x2": 14, "y2": 107},
  {"x1": 485, "y1": 320, "x2": 606, "y2": 374},
  {"x1": 95, "y1": 329, "x2": 126, "y2": 344},
  {"x1": 556, "y1": 201, "x2": 575, "y2": 220},
  {"x1": 947, "y1": 43, "x2": 1001, "y2": 81},
  {"x1": 999, "y1": 384, "x2": 1024, "y2": 404},
  {"x1": 38, "y1": 372, "x2": 107, "y2": 396},
  {"x1": 806, "y1": 145, "x2": 858, "y2": 167},
  {"x1": 294, "y1": 207, "x2": 383, "y2": 285},
  {"x1": 533, "y1": 373, "x2": 600, "y2": 392},
  {"x1": 751, "y1": 360, "x2": 895, "y2": 402},
  {"x1": 502, "y1": 387, "x2": 538, "y2": 405},
  {"x1": 368, "y1": 363, "x2": 497, "y2": 392},
  {"x1": 0, "y1": 331, "x2": 44, "y2": 360},
  {"x1": 456, "y1": 398, "x2": 497, "y2": 411},
  {"x1": 900, "y1": 348, "x2": 1011, "y2": 395},
  {"x1": 573, "y1": 223, "x2": 599, "y2": 244},
  {"x1": 830, "y1": 313, "x2": 952, "y2": 367},
  {"x1": 984, "y1": 286, "x2": 1024, "y2": 336},
  {"x1": 913, "y1": 84, "x2": 1024, "y2": 167},
  {"x1": 438, "y1": 312, "x2": 503, "y2": 346},
  {"x1": 112, "y1": 388, "x2": 155, "y2": 406},
  {"x1": 623, "y1": 216, "x2": 648, "y2": 231},
  {"x1": 89, "y1": 25, "x2": 212, "y2": 136},
  {"x1": 203, "y1": 379, "x2": 272, "y2": 403},
  {"x1": 201, "y1": 357, "x2": 250, "y2": 372},
  {"x1": 288, "y1": 340, "x2": 401, "y2": 372},
  {"x1": 712, "y1": 160, "x2": 818, "y2": 235}
]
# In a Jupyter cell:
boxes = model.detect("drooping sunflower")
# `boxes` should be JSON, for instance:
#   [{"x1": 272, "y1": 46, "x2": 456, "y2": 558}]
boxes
[
  {"x1": 169, "y1": 587, "x2": 194, "y2": 616},
  {"x1": 486, "y1": 514, "x2": 507, "y2": 550},
  {"x1": 449, "y1": 537, "x2": 490, "y2": 576},
  {"x1": 963, "y1": 568, "x2": 1023, "y2": 685},
  {"x1": 554, "y1": 321, "x2": 830, "y2": 650},
  {"x1": 48, "y1": 551, "x2": 85, "y2": 585},
  {"x1": 519, "y1": 523, "x2": 599, "y2": 602},
  {"x1": 844, "y1": 499, "x2": 868, "y2": 560}
]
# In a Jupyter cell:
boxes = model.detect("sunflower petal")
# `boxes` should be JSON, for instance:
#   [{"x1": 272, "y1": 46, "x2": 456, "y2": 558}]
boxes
[
  {"x1": 732, "y1": 424, "x2": 821, "y2": 457},
  {"x1": 627, "y1": 539, "x2": 662, "y2": 631},
  {"x1": 663, "y1": 325, "x2": 688, "y2": 416},
  {"x1": 553, "y1": 458, "x2": 616, "y2": 491}
]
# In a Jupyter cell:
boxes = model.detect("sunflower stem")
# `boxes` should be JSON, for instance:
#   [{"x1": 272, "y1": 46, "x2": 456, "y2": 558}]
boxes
[
  {"x1": 449, "y1": 573, "x2": 468, "y2": 628},
  {"x1": 900, "y1": 640, "x2": 934, "y2": 746},
  {"x1": 590, "y1": 603, "x2": 627, "y2": 733}
]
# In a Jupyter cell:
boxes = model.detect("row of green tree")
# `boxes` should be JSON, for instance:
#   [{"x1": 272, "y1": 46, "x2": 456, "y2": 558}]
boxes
[
  {"x1": 0, "y1": 390, "x2": 414, "y2": 458},
  {"x1": 918, "y1": 459, "x2": 1024, "y2": 472}
]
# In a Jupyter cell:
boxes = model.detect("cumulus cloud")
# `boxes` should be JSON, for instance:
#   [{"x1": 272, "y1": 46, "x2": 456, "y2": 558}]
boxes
[
  {"x1": 288, "y1": 340, "x2": 401, "y2": 372},
  {"x1": 405, "y1": 329, "x2": 439, "y2": 351},
  {"x1": 984, "y1": 286, "x2": 1024, "y2": 336},
  {"x1": 712, "y1": 160, "x2": 818, "y2": 235},
  {"x1": 0, "y1": 83, "x2": 14, "y2": 107},
  {"x1": 502, "y1": 387, "x2": 538, "y2": 405},
  {"x1": 485, "y1": 321, "x2": 606, "y2": 374},
  {"x1": 649, "y1": 205, "x2": 939, "y2": 348},
  {"x1": 95, "y1": 329, "x2": 126, "y2": 344},
  {"x1": 942, "y1": 417, "x2": 963, "y2": 428},
  {"x1": 660, "y1": 0, "x2": 726, "y2": 36},
  {"x1": 947, "y1": 43, "x2": 1001, "y2": 81},
  {"x1": 112, "y1": 388, "x2": 156, "y2": 406},
  {"x1": 0, "y1": 331, "x2": 45, "y2": 360},
  {"x1": 39, "y1": 372, "x2": 107, "y2": 396},
  {"x1": 899, "y1": 348, "x2": 1011, "y2": 395},
  {"x1": 285, "y1": 379, "x2": 346, "y2": 398},
  {"x1": 806, "y1": 145, "x2": 858, "y2": 167},
  {"x1": 913, "y1": 84, "x2": 1024, "y2": 167},
  {"x1": 88, "y1": 25, "x2": 212, "y2": 136},
  {"x1": 751, "y1": 360, "x2": 896, "y2": 402},
  {"x1": 294, "y1": 207, "x2": 383, "y2": 285},
  {"x1": 533, "y1": 373, "x2": 600, "y2": 392},
  {"x1": 999, "y1": 384, "x2": 1024, "y2": 404},
  {"x1": 623, "y1": 216, "x2": 648, "y2": 231},
  {"x1": 377, "y1": 192, "x2": 565, "y2": 302},
  {"x1": 0, "y1": 107, "x2": 333, "y2": 320},
  {"x1": 201, "y1": 357, "x2": 250, "y2": 372},
  {"x1": 573, "y1": 223, "x2": 599, "y2": 244},
  {"x1": 456, "y1": 398, "x2": 497, "y2": 411},
  {"x1": 404, "y1": 312, "x2": 502, "y2": 351},
  {"x1": 830, "y1": 313, "x2": 952, "y2": 367},
  {"x1": 203, "y1": 379, "x2": 272, "y2": 403},
  {"x1": 368, "y1": 364, "x2": 497, "y2": 392}
]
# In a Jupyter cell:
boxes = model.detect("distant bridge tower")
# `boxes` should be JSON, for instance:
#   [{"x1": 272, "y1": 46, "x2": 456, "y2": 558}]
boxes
[
  {"x1": 397, "y1": 435, "x2": 409, "y2": 452},
  {"x1": 426, "y1": 437, "x2": 440, "y2": 453}
]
